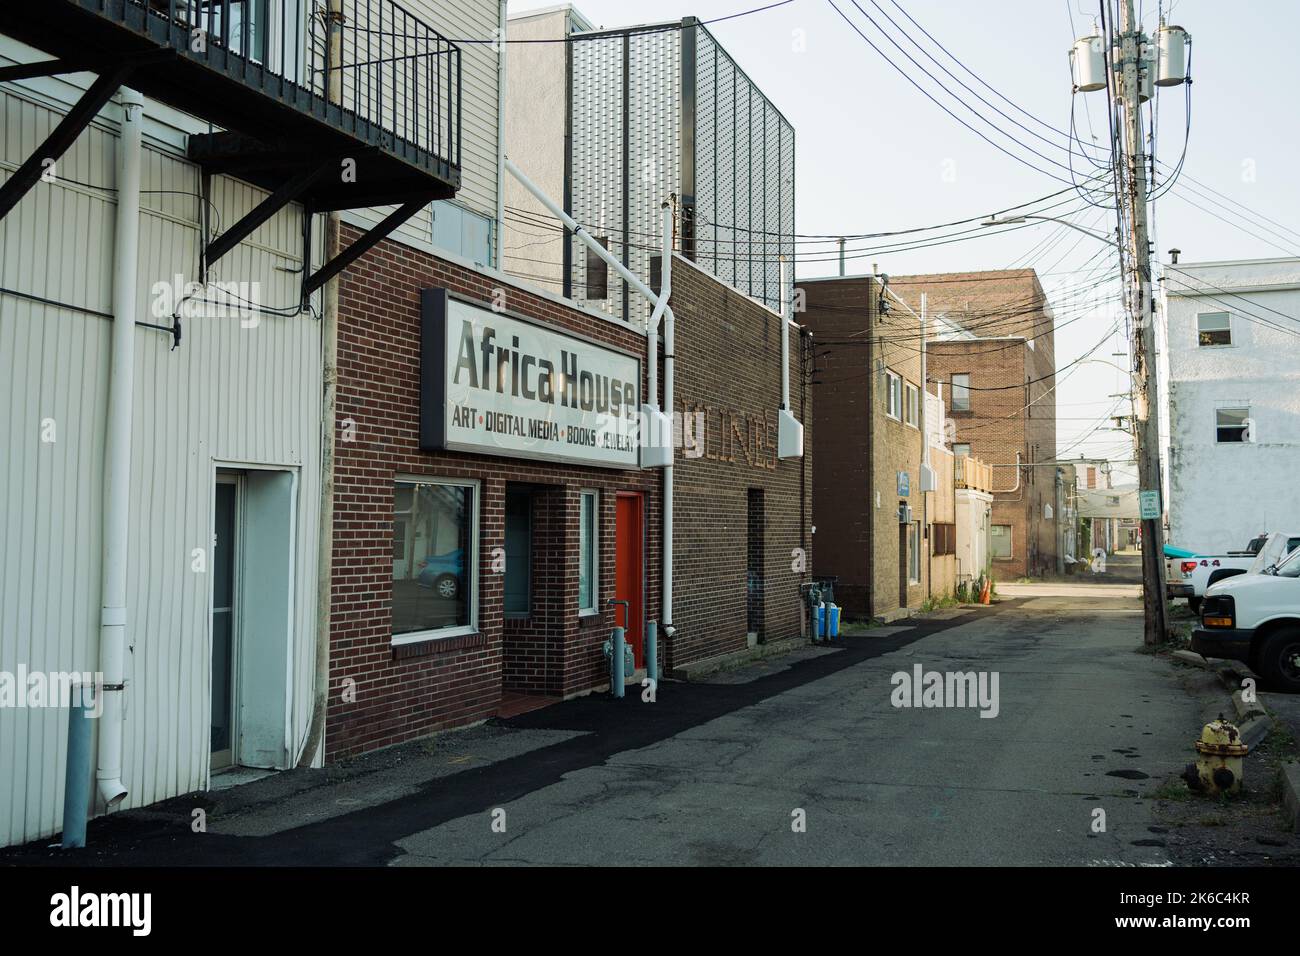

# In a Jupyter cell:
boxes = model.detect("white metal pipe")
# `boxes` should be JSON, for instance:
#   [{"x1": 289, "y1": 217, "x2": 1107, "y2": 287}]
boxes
[
  {"x1": 504, "y1": 156, "x2": 677, "y2": 638},
  {"x1": 992, "y1": 452, "x2": 1023, "y2": 494},
  {"x1": 300, "y1": 0, "x2": 344, "y2": 768},
  {"x1": 647, "y1": 202, "x2": 672, "y2": 406},
  {"x1": 660, "y1": 213, "x2": 675, "y2": 634},
  {"x1": 494, "y1": 0, "x2": 507, "y2": 268},
  {"x1": 97, "y1": 87, "x2": 143, "y2": 808},
  {"x1": 920, "y1": 292, "x2": 928, "y2": 465},
  {"x1": 779, "y1": 256, "x2": 790, "y2": 410},
  {"x1": 505, "y1": 156, "x2": 661, "y2": 313}
]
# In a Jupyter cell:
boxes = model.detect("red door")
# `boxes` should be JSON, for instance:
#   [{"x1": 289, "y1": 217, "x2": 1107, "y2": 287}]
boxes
[{"x1": 615, "y1": 493, "x2": 644, "y2": 666}]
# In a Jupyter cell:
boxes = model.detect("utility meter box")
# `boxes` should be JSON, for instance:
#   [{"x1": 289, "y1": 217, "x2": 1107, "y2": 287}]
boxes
[
  {"x1": 777, "y1": 408, "x2": 804, "y2": 459},
  {"x1": 640, "y1": 403, "x2": 673, "y2": 468}
]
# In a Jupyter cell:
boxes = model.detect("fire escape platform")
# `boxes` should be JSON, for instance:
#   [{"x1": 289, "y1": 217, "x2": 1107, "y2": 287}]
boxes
[{"x1": 0, "y1": 1, "x2": 461, "y2": 211}]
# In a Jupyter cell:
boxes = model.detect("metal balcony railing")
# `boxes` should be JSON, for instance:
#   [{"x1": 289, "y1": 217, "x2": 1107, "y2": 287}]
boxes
[{"x1": 115, "y1": 0, "x2": 461, "y2": 169}]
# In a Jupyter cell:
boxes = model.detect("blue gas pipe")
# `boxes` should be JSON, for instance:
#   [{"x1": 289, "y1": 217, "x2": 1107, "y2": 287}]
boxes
[{"x1": 607, "y1": 599, "x2": 631, "y2": 698}]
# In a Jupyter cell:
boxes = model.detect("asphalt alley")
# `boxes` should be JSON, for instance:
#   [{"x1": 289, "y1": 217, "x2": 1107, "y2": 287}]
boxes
[
  {"x1": 8, "y1": 584, "x2": 1196, "y2": 866},
  {"x1": 387, "y1": 584, "x2": 1192, "y2": 866}
]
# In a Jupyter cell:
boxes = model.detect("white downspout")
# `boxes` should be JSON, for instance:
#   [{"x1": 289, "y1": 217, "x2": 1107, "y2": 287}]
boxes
[
  {"x1": 494, "y1": 0, "x2": 507, "y2": 268},
  {"x1": 97, "y1": 87, "x2": 143, "y2": 808},
  {"x1": 504, "y1": 156, "x2": 676, "y2": 634},
  {"x1": 658, "y1": 207, "x2": 674, "y2": 638},
  {"x1": 779, "y1": 255, "x2": 790, "y2": 410},
  {"x1": 920, "y1": 292, "x2": 928, "y2": 467},
  {"x1": 775, "y1": 257, "x2": 803, "y2": 459}
]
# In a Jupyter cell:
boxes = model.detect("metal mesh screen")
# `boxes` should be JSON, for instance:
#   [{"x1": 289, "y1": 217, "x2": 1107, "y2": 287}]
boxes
[
  {"x1": 692, "y1": 24, "x2": 794, "y2": 315},
  {"x1": 566, "y1": 21, "x2": 792, "y2": 320}
]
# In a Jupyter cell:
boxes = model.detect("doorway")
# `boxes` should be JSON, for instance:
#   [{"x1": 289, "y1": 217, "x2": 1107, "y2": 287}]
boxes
[
  {"x1": 898, "y1": 506, "x2": 909, "y2": 609},
  {"x1": 211, "y1": 476, "x2": 240, "y2": 771},
  {"x1": 615, "y1": 493, "x2": 645, "y2": 666},
  {"x1": 210, "y1": 467, "x2": 296, "y2": 773}
]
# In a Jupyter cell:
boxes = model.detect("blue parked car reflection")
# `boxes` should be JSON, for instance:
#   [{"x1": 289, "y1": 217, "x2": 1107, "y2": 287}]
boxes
[{"x1": 417, "y1": 550, "x2": 464, "y2": 599}]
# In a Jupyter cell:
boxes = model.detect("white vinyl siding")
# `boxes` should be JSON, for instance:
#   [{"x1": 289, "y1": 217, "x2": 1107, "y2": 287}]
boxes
[
  {"x1": 0, "y1": 86, "x2": 322, "y2": 847},
  {"x1": 337, "y1": 0, "x2": 505, "y2": 260}
]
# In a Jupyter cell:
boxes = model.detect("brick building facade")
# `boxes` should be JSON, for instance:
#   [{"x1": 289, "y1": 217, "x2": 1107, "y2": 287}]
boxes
[
  {"x1": 669, "y1": 257, "x2": 813, "y2": 667},
  {"x1": 892, "y1": 270, "x2": 1060, "y2": 579},
  {"x1": 329, "y1": 227, "x2": 661, "y2": 759},
  {"x1": 799, "y1": 275, "x2": 938, "y2": 619},
  {"x1": 327, "y1": 235, "x2": 812, "y2": 759}
]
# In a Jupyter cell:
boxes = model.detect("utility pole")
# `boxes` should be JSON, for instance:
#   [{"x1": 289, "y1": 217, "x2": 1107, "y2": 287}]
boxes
[{"x1": 1118, "y1": 0, "x2": 1167, "y2": 646}]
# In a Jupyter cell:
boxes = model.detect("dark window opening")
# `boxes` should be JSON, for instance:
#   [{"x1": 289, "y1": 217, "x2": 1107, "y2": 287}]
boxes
[
  {"x1": 586, "y1": 238, "x2": 609, "y2": 300},
  {"x1": 747, "y1": 489, "x2": 765, "y2": 635},
  {"x1": 504, "y1": 489, "x2": 532, "y2": 616}
]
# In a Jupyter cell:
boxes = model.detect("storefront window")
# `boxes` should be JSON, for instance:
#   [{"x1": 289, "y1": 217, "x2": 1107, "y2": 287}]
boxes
[
  {"x1": 579, "y1": 490, "x2": 599, "y2": 613},
  {"x1": 392, "y1": 479, "x2": 477, "y2": 641}
]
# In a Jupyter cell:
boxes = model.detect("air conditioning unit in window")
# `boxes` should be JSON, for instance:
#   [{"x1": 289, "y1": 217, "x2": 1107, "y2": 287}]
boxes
[{"x1": 898, "y1": 504, "x2": 913, "y2": 525}]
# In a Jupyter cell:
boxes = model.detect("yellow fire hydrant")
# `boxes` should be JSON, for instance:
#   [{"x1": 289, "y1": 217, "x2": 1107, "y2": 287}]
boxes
[{"x1": 1182, "y1": 717, "x2": 1248, "y2": 795}]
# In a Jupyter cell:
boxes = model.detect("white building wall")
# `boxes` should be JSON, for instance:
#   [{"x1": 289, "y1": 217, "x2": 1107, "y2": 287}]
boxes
[
  {"x1": 955, "y1": 490, "x2": 993, "y2": 585},
  {"x1": 0, "y1": 68, "x2": 322, "y2": 847},
  {"x1": 1162, "y1": 258, "x2": 1300, "y2": 554},
  {"x1": 500, "y1": 7, "x2": 573, "y2": 296}
]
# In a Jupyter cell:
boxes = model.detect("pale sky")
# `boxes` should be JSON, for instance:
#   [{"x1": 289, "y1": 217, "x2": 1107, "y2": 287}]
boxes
[{"x1": 508, "y1": 0, "x2": 1300, "y2": 481}]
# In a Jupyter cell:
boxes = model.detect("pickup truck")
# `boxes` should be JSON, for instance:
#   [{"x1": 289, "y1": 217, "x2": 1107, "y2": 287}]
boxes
[
  {"x1": 1165, "y1": 545, "x2": 1197, "y2": 600},
  {"x1": 1177, "y1": 533, "x2": 1276, "y2": 613},
  {"x1": 1193, "y1": 547, "x2": 1300, "y2": 693}
]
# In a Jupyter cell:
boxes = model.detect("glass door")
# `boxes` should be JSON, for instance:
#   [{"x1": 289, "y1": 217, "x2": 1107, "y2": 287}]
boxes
[{"x1": 211, "y1": 476, "x2": 240, "y2": 771}]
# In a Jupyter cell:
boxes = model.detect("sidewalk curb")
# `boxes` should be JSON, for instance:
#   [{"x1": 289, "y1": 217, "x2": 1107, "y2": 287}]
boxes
[
  {"x1": 1233, "y1": 689, "x2": 1268, "y2": 722},
  {"x1": 1238, "y1": 714, "x2": 1272, "y2": 752},
  {"x1": 1281, "y1": 762, "x2": 1300, "y2": 832},
  {"x1": 1171, "y1": 649, "x2": 1271, "y2": 751},
  {"x1": 668, "y1": 635, "x2": 813, "y2": 681},
  {"x1": 1171, "y1": 649, "x2": 1245, "y2": 692}
]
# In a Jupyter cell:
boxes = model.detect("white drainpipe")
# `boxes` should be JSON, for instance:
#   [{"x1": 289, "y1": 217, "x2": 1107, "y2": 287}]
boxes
[
  {"x1": 98, "y1": 87, "x2": 143, "y2": 808},
  {"x1": 657, "y1": 207, "x2": 674, "y2": 638},
  {"x1": 503, "y1": 157, "x2": 676, "y2": 635},
  {"x1": 993, "y1": 452, "x2": 1024, "y2": 494},
  {"x1": 776, "y1": 257, "x2": 803, "y2": 459},
  {"x1": 779, "y1": 256, "x2": 790, "y2": 410}
]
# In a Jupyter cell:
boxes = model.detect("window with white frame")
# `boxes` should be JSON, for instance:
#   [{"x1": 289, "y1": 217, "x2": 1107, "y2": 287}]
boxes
[
  {"x1": 579, "y1": 490, "x2": 600, "y2": 614},
  {"x1": 950, "y1": 373, "x2": 971, "y2": 411},
  {"x1": 991, "y1": 524, "x2": 1012, "y2": 559},
  {"x1": 1197, "y1": 312, "x2": 1232, "y2": 347},
  {"x1": 392, "y1": 478, "x2": 477, "y2": 641},
  {"x1": 905, "y1": 382, "x2": 920, "y2": 427},
  {"x1": 1215, "y1": 407, "x2": 1250, "y2": 443},
  {"x1": 953, "y1": 442, "x2": 971, "y2": 459},
  {"x1": 885, "y1": 370, "x2": 902, "y2": 420},
  {"x1": 431, "y1": 201, "x2": 494, "y2": 266}
]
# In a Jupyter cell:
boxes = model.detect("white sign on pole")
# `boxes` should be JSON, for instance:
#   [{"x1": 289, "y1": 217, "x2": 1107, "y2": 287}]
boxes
[
  {"x1": 420, "y1": 289, "x2": 642, "y2": 469},
  {"x1": 1139, "y1": 489, "x2": 1161, "y2": 520}
]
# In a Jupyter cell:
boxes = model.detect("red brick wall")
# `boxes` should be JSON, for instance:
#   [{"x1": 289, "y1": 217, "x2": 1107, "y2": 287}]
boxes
[
  {"x1": 329, "y1": 229, "x2": 660, "y2": 760},
  {"x1": 668, "y1": 258, "x2": 813, "y2": 668}
]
